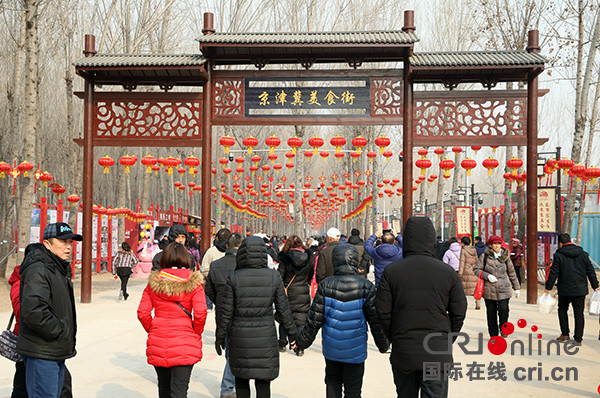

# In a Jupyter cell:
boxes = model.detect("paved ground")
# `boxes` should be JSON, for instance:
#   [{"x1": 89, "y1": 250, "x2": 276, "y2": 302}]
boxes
[{"x1": 1, "y1": 275, "x2": 599, "y2": 398}]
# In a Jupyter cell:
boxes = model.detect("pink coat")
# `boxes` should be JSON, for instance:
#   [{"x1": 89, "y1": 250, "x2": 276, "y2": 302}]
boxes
[{"x1": 137, "y1": 268, "x2": 207, "y2": 367}]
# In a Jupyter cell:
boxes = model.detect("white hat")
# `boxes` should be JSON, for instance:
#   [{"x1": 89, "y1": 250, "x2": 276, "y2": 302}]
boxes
[
  {"x1": 326, "y1": 227, "x2": 341, "y2": 239},
  {"x1": 254, "y1": 233, "x2": 267, "y2": 239}
]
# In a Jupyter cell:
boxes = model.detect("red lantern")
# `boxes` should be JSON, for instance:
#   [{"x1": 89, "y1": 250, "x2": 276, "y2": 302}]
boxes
[
  {"x1": 177, "y1": 167, "x2": 186, "y2": 176},
  {"x1": 461, "y1": 158, "x2": 477, "y2": 176},
  {"x1": 268, "y1": 153, "x2": 278, "y2": 164},
  {"x1": 503, "y1": 172, "x2": 514, "y2": 184},
  {"x1": 506, "y1": 157, "x2": 523, "y2": 175},
  {"x1": 17, "y1": 161, "x2": 34, "y2": 177},
  {"x1": 141, "y1": 155, "x2": 157, "y2": 173},
  {"x1": 330, "y1": 135, "x2": 347, "y2": 153},
  {"x1": 558, "y1": 158, "x2": 574, "y2": 175},
  {"x1": 451, "y1": 146, "x2": 462, "y2": 156},
  {"x1": 119, "y1": 156, "x2": 136, "y2": 173},
  {"x1": 0, "y1": 162, "x2": 11, "y2": 178},
  {"x1": 375, "y1": 136, "x2": 391, "y2": 154},
  {"x1": 320, "y1": 151, "x2": 330, "y2": 162},
  {"x1": 223, "y1": 167, "x2": 232, "y2": 177},
  {"x1": 351, "y1": 136, "x2": 368, "y2": 154},
  {"x1": 219, "y1": 158, "x2": 229, "y2": 168},
  {"x1": 66, "y1": 194, "x2": 80, "y2": 207},
  {"x1": 287, "y1": 136, "x2": 303, "y2": 154},
  {"x1": 334, "y1": 152, "x2": 345, "y2": 162},
  {"x1": 220, "y1": 135, "x2": 235, "y2": 154},
  {"x1": 174, "y1": 181, "x2": 182, "y2": 188},
  {"x1": 285, "y1": 162, "x2": 294, "y2": 171},
  {"x1": 571, "y1": 164, "x2": 586, "y2": 181},
  {"x1": 434, "y1": 147, "x2": 445, "y2": 159},
  {"x1": 382, "y1": 150, "x2": 393, "y2": 162},
  {"x1": 243, "y1": 136, "x2": 259, "y2": 154},
  {"x1": 98, "y1": 156, "x2": 115, "y2": 174},
  {"x1": 163, "y1": 156, "x2": 180, "y2": 175},
  {"x1": 39, "y1": 171, "x2": 53, "y2": 186},
  {"x1": 417, "y1": 148, "x2": 428, "y2": 158},
  {"x1": 490, "y1": 145, "x2": 499, "y2": 153},
  {"x1": 585, "y1": 166, "x2": 600, "y2": 184},
  {"x1": 439, "y1": 158, "x2": 455, "y2": 178},
  {"x1": 366, "y1": 151, "x2": 377, "y2": 163},
  {"x1": 151, "y1": 165, "x2": 160, "y2": 175},
  {"x1": 52, "y1": 185, "x2": 66, "y2": 199},
  {"x1": 273, "y1": 164, "x2": 283, "y2": 173},
  {"x1": 308, "y1": 136, "x2": 325, "y2": 154},
  {"x1": 265, "y1": 135, "x2": 281, "y2": 154},
  {"x1": 236, "y1": 167, "x2": 245, "y2": 174},
  {"x1": 482, "y1": 157, "x2": 499, "y2": 176},
  {"x1": 415, "y1": 158, "x2": 432, "y2": 176},
  {"x1": 429, "y1": 174, "x2": 438, "y2": 185},
  {"x1": 184, "y1": 156, "x2": 200, "y2": 176},
  {"x1": 261, "y1": 165, "x2": 270, "y2": 173},
  {"x1": 470, "y1": 146, "x2": 482, "y2": 154}
]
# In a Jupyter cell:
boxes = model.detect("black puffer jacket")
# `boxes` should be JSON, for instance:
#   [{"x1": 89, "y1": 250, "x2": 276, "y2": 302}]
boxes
[
  {"x1": 216, "y1": 237, "x2": 296, "y2": 380},
  {"x1": 205, "y1": 248, "x2": 238, "y2": 327},
  {"x1": 17, "y1": 243, "x2": 77, "y2": 360},
  {"x1": 297, "y1": 244, "x2": 388, "y2": 362},
  {"x1": 376, "y1": 217, "x2": 467, "y2": 373},
  {"x1": 278, "y1": 249, "x2": 312, "y2": 327},
  {"x1": 546, "y1": 243, "x2": 599, "y2": 296}
]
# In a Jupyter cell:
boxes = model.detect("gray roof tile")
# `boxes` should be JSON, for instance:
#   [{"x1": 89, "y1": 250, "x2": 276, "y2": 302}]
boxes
[
  {"x1": 411, "y1": 51, "x2": 545, "y2": 67},
  {"x1": 74, "y1": 54, "x2": 206, "y2": 68},
  {"x1": 197, "y1": 31, "x2": 419, "y2": 45}
]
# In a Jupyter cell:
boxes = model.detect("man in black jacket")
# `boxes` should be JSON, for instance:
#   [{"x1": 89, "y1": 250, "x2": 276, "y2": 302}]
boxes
[
  {"x1": 376, "y1": 216, "x2": 467, "y2": 398},
  {"x1": 316, "y1": 227, "x2": 342, "y2": 283},
  {"x1": 545, "y1": 233, "x2": 599, "y2": 345},
  {"x1": 348, "y1": 228, "x2": 372, "y2": 278},
  {"x1": 17, "y1": 222, "x2": 81, "y2": 398},
  {"x1": 205, "y1": 232, "x2": 243, "y2": 398}
]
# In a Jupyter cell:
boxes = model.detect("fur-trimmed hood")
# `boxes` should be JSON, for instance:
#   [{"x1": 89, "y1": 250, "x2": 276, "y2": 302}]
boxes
[
  {"x1": 148, "y1": 269, "x2": 204, "y2": 298},
  {"x1": 484, "y1": 246, "x2": 510, "y2": 263}
]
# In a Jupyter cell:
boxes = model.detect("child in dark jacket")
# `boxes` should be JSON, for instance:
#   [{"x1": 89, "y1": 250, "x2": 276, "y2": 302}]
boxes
[{"x1": 296, "y1": 244, "x2": 389, "y2": 398}]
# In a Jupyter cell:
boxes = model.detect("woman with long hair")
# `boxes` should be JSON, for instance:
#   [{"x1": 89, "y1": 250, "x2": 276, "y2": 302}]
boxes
[
  {"x1": 277, "y1": 235, "x2": 312, "y2": 356},
  {"x1": 137, "y1": 242, "x2": 207, "y2": 398}
]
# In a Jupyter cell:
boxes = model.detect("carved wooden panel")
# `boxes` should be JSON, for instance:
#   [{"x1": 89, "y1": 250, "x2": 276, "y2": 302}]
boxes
[
  {"x1": 371, "y1": 78, "x2": 403, "y2": 117},
  {"x1": 94, "y1": 93, "x2": 202, "y2": 141},
  {"x1": 213, "y1": 78, "x2": 244, "y2": 116},
  {"x1": 414, "y1": 98, "x2": 526, "y2": 139}
]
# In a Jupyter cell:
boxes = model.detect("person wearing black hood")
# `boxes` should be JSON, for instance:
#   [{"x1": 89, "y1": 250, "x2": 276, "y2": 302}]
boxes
[
  {"x1": 348, "y1": 228, "x2": 371, "y2": 278},
  {"x1": 17, "y1": 222, "x2": 81, "y2": 398},
  {"x1": 215, "y1": 236, "x2": 296, "y2": 398},
  {"x1": 151, "y1": 224, "x2": 196, "y2": 271},
  {"x1": 376, "y1": 217, "x2": 467, "y2": 398},
  {"x1": 277, "y1": 235, "x2": 312, "y2": 356},
  {"x1": 205, "y1": 232, "x2": 243, "y2": 398},
  {"x1": 545, "y1": 233, "x2": 599, "y2": 345}
]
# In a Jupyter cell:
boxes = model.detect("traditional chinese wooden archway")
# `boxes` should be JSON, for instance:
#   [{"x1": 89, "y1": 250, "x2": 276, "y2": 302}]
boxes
[{"x1": 75, "y1": 11, "x2": 546, "y2": 304}]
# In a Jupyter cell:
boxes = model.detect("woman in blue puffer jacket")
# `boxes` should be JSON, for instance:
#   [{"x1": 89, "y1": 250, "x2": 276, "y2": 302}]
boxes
[{"x1": 296, "y1": 244, "x2": 389, "y2": 398}]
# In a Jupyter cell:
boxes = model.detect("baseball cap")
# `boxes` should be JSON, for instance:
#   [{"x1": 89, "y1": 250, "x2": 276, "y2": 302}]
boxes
[
  {"x1": 326, "y1": 227, "x2": 341, "y2": 239},
  {"x1": 43, "y1": 222, "x2": 83, "y2": 241}
]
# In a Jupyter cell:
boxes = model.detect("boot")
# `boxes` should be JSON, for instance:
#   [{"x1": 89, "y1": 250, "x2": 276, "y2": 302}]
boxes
[
  {"x1": 118, "y1": 290, "x2": 124, "y2": 300},
  {"x1": 475, "y1": 299, "x2": 481, "y2": 310}
]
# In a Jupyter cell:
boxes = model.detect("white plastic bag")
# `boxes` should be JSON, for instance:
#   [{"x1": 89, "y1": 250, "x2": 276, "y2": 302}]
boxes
[
  {"x1": 538, "y1": 293, "x2": 557, "y2": 314},
  {"x1": 589, "y1": 290, "x2": 600, "y2": 315}
]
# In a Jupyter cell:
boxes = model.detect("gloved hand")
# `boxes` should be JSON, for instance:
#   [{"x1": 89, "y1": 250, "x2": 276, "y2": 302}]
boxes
[
  {"x1": 215, "y1": 341, "x2": 224, "y2": 356},
  {"x1": 514, "y1": 290, "x2": 520, "y2": 298},
  {"x1": 487, "y1": 275, "x2": 498, "y2": 283}
]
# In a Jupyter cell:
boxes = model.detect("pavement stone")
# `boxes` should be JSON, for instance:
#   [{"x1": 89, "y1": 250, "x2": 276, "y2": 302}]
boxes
[{"x1": 1, "y1": 278, "x2": 599, "y2": 398}]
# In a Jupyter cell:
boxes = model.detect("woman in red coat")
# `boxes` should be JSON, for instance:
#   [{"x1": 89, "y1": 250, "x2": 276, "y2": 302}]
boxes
[{"x1": 138, "y1": 242, "x2": 207, "y2": 398}]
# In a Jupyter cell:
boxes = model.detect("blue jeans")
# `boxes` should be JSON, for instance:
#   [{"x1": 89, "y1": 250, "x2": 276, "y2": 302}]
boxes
[
  {"x1": 221, "y1": 335, "x2": 235, "y2": 396},
  {"x1": 22, "y1": 356, "x2": 65, "y2": 398}
]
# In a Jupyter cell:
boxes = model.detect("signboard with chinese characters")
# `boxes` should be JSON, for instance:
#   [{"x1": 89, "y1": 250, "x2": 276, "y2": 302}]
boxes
[
  {"x1": 455, "y1": 206, "x2": 472, "y2": 238},
  {"x1": 245, "y1": 78, "x2": 371, "y2": 117},
  {"x1": 537, "y1": 188, "x2": 557, "y2": 232}
]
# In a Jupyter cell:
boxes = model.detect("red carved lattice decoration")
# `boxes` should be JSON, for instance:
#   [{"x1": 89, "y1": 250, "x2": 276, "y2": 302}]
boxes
[
  {"x1": 371, "y1": 78, "x2": 403, "y2": 117},
  {"x1": 213, "y1": 78, "x2": 244, "y2": 117},
  {"x1": 414, "y1": 96, "x2": 526, "y2": 143},
  {"x1": 93, "y1": 92, "x2": 202, "y2": 145}
]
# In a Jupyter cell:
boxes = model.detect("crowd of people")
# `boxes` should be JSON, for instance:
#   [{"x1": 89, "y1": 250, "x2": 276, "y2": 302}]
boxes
[{"x1": 6, "y1": 218, "x2": 600, "y2": 398}]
